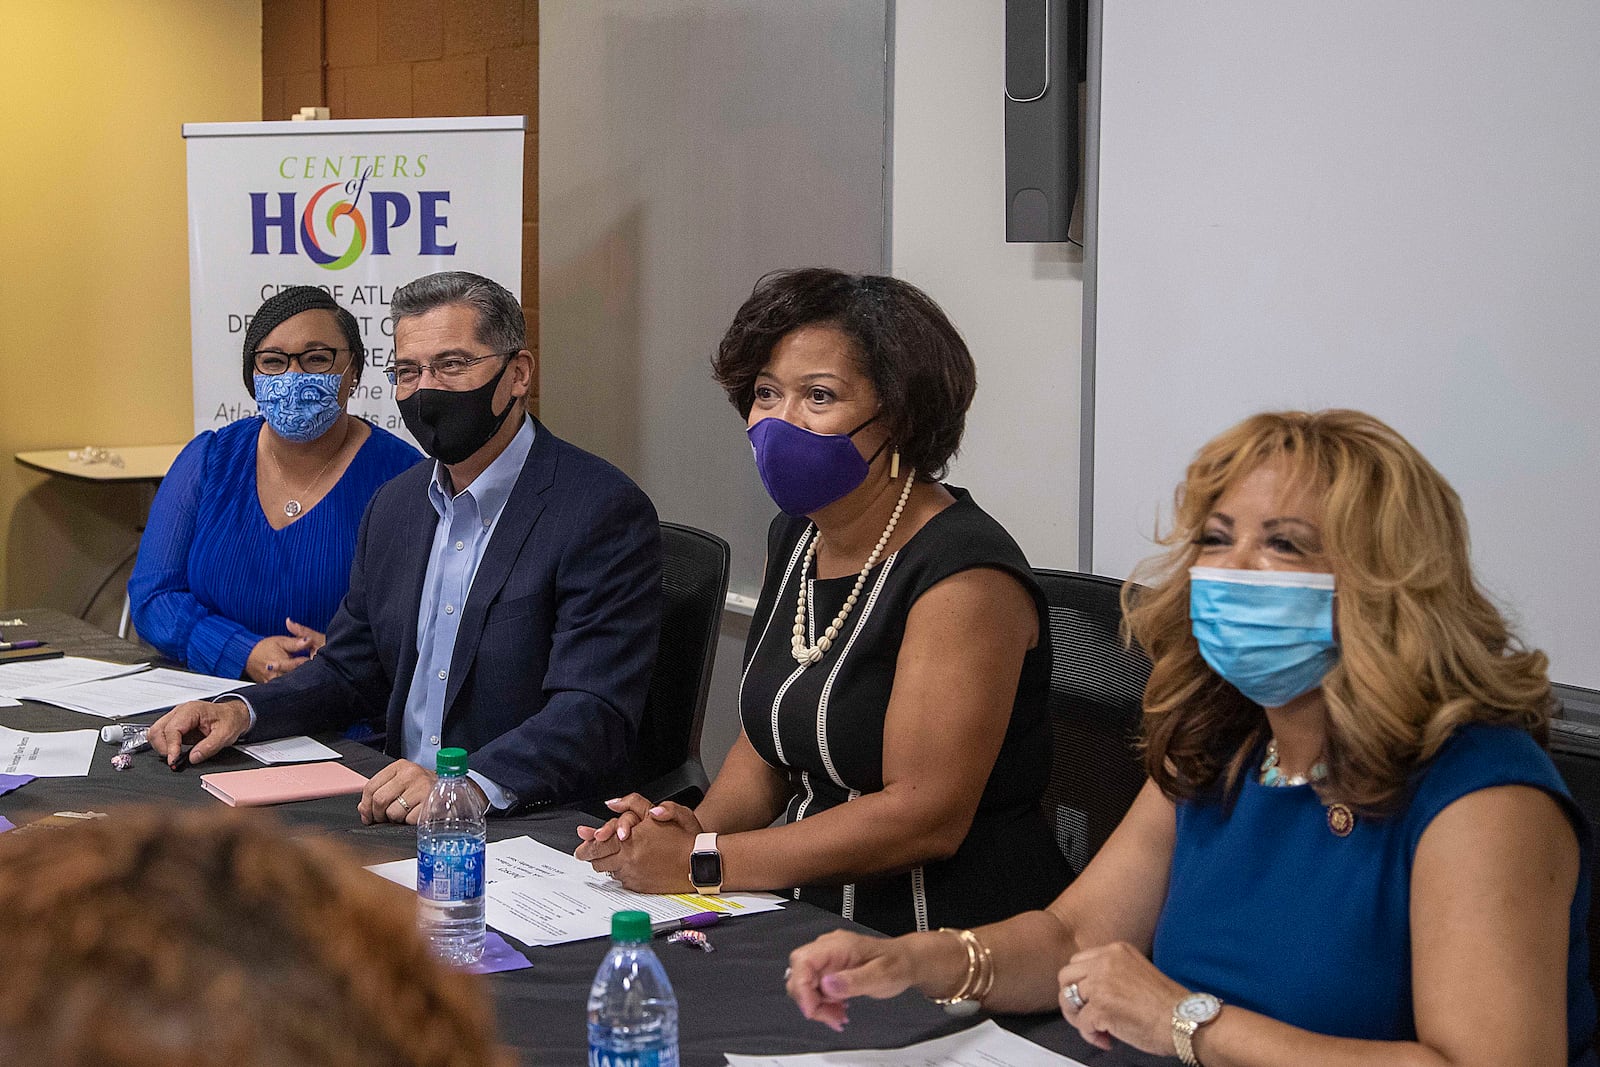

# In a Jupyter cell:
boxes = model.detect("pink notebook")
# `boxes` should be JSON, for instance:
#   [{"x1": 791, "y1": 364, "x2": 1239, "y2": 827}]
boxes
[{"x1": 200, "y1": 761, "x2": 369, "y2": 807}]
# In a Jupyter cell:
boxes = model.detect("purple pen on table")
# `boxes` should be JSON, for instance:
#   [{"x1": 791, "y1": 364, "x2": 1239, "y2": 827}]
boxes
[
  {"x1": 653, "y1": 911, "x2": 724, "y2": 937},
  {"x1": 0, "y1": 640, "x2": 43, "y2": 651}
]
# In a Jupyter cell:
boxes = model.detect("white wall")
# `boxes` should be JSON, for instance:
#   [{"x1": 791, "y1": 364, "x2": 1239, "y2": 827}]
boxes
[
  {"x1": 890, "y1": 0, "x2": 1084, "y2": 570},
  {"x1": 1089, "y1": 3, "x2": 1600, "y2": 689},
  {"x1": 539, "y1": 0, "x2": 890, "y2": 606},
  {"x1": 539, "y1": 1, "x2": 1086, "y2": 778},
  {"x1": 539, "y1": 0, "x2": 890, "y2": 776}
]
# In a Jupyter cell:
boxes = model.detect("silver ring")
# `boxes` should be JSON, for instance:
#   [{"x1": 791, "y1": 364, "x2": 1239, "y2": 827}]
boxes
[
  {"x1": 395, "y1": 796, "x2": 411, "y2": 812},
  {"x1": 1064, "y1": 982, "x2": 1085, "y2": 1010}
]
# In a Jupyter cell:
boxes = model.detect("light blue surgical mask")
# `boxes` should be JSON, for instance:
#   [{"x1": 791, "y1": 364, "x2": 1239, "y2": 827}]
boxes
[
  {"x1": 254, "y1": 371, "x2": 344, "y2": 442},
  {"x1": 1189, "y1": 566, "x2": 1338, "y2": 708}
]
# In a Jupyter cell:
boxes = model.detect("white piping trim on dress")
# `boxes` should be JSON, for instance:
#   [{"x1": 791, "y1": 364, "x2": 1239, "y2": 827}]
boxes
[
  {"x1": 794, "y1": 769, "x2": 815, "y2": 822},
  {"x1": 740, "y1": 527, "x2": 812, "y2": 702},
  {"x1": 752, "y1": 528, "x2": 815, "y2": 767},
  {"x1": 790, "y1": 770, "x2": 819, "y2": 903},
  {"x1": 768, "y1": 663, "x2": 810, "y2": 766},
  {"x1": 816, "y1": 552, "x2": 897, "y2": 789},
  {"x1": 840, "y1": 788, "x2": 862, "y2": 921},
  {"x1": 911, "y1": 866, "x2": 929, "y2": 932}
]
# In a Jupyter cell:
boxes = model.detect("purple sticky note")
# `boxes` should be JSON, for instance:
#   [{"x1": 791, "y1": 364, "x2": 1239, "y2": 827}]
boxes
[
  {"x1": 461, "y1": 931, "x2": 532, "y2": 974},
  {"x1": 0, "y1": 816, "x2": 14, "y2": 834},
  {"x1": 0, "y1": 774, "x2": 35, "y2": 798}
]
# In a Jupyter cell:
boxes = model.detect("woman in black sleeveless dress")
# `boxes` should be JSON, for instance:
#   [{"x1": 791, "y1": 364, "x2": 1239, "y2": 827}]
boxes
[{"x1": 577, "y1": 268, "x2": 1067, "y2": 934}]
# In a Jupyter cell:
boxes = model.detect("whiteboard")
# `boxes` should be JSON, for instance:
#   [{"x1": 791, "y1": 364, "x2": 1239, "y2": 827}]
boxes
[{"x1": 1088, "y1": 3, "x2": 1600, "y2": 688}]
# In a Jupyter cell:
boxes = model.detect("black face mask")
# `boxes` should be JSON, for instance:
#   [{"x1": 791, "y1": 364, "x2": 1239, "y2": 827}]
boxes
[{"x1": 397, "y1": 360, "x2": 517, "y2": 465}]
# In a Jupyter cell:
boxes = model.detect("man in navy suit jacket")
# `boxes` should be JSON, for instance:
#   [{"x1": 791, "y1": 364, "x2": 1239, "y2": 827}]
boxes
[{"x1": 151, "y1": 272, "x2": 661, "y2": 821}]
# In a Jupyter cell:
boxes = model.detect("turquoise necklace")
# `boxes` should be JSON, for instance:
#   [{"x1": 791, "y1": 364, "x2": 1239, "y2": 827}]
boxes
[{"x1": 1260, "y1": 738, "x2": 1327, "y2": 787}]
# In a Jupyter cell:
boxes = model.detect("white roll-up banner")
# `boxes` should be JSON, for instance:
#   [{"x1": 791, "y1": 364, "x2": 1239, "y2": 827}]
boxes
[{"x1": 183, "y1": 117, "x2": 526, "y2": 444}]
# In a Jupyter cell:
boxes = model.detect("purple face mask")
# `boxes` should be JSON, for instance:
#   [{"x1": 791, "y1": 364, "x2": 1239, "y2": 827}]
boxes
[{"x1": 747, "y1": 415, "x2": 881, "y2": 516}]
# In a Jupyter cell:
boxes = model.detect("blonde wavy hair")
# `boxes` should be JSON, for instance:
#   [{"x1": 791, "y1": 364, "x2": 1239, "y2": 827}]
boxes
[
  {"x1": 0, "y1": 805, "x2": 512, "y2": 1067},
  {"x1": 1124, "y1": 409, "x2": 1553, "y2": 813}
]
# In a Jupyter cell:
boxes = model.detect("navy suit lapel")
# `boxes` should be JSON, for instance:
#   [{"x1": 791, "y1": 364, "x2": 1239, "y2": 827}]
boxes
[
  {"x1": 385, "y1": 465, "x2": 444, "y2": 746},
  {"x1": 442, "y1": 421, "x2": 558, "y2": 714}
]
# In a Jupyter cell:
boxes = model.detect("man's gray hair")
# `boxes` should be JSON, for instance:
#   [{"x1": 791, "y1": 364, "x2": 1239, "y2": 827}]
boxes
[{"x1": 390, "y1": 271, "x2": 527, "y2": 353}]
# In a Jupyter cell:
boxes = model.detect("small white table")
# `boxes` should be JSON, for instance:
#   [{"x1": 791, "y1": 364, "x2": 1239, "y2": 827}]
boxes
[
  {"x1": 14, "y1": 444, "x2": 185, "y2": 483},
  {"x1": 14, "y1": 444, "x2": 187, "y2": 637}
]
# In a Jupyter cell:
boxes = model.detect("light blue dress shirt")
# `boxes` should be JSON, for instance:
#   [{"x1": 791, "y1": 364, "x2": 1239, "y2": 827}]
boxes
[{"x1": 401, "y1": 415, "x2": 535, "y2": 811}]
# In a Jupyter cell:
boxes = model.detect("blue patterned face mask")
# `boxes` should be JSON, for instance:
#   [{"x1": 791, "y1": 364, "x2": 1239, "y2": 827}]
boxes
[
  {"x1": 254, "y1": 371, "x2": 345, "y2": 442},
  {"x1": 1189, "y1": 566, "x2": 1338, "y2": 708}
]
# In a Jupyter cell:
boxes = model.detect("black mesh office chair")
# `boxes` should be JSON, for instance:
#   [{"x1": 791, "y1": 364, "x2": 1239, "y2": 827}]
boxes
[
  {"x1": 1033, "y1": 569, "x2": 1152, "y2": 878},
  {"x1": 627, "y1": 521, "x2": 731, "y2": 807}
]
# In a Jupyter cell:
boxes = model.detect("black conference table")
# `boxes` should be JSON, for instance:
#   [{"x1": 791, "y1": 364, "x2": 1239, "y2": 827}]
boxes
[{"x1": 0, "y1": 609, "x2": 1161, "y2": 1066}]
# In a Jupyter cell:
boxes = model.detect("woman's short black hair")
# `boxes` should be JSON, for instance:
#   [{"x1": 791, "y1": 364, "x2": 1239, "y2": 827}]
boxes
[
  {"x1": 711, "y1": 268, "x2": 977, "y2": 479},
  {"x1": 240, "y1": 285, "x2": 366, "y2": 394}
]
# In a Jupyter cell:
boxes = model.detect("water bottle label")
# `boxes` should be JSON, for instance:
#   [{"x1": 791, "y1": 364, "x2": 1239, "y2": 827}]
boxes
[
  {"x1": 588, "y1": 1045, "x2": 677, "y2": 1067},
  {"x1": 417, "y1": 837, "x2": 486, "y2": 901}
]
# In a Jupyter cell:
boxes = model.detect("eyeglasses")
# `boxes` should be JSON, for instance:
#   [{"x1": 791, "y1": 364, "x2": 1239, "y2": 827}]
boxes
[
  {"x1": 385, "y1": 351, "x2": 515, "y2": 388},
  {"x1": 254, "y1": 346, "x2": 347, "y2": 375}
]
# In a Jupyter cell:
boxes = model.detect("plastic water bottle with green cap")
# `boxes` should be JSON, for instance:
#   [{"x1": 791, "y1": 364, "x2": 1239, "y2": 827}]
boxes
[
  {"x1": 416, "y1": 746, "x2": 487, "y2": 964},
  {"x1": 587, "y1": 910, "x2": 680, "y2": 1066}
]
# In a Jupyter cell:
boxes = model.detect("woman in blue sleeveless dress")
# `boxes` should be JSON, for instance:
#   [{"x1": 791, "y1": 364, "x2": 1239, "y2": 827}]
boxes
[
  {"x1": 130, "y1": 287, "x2": 419, "y2": 682},
  {"x1": 785, "y1": 409, "x2": 1596, "y2": 1066}
]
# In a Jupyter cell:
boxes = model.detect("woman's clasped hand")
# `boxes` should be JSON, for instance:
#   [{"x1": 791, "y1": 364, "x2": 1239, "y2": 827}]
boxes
[{"x1": 576, "y1": 794, "x2": 706, "y2": 893}]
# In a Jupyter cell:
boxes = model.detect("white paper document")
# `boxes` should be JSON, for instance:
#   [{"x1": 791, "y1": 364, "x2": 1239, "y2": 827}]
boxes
[
  {"x1": 724, "y1": 1020, "x2": 1087, "y2": 1067},
  {"x1": 367, "y1": 842, "x2": 562, "y2": 891},
  {"x1": 17, "y1": 668, "x2": 245, "y2": 718},
  {"x1": 239, "y1": 735, "x2": 342, "y2": 764},
  {"x1": 0, "y1": 724, "x2": 98, "y2": 777},
  {"x1": 367, "y1": 835, "x2": 784, "y2": 946},
  {"x1": 0, "y1": 657, "x2": 148, "y2": 698},
  {"x1": 0, "y1": 697, "x2": 20, "y2": 708}
]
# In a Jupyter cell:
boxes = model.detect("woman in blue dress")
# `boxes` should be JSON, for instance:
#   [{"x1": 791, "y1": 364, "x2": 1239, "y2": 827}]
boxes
[
  {"x1": 130, "y1": 287, "x2": 419, "y2": 681},
  {"x1": 784, "y1": 410, "x2": 1596, "y2": 1066}
]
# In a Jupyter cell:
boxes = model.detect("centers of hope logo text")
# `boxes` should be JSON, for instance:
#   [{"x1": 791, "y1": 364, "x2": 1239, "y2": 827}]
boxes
[{"x1": 249, "y1": 161, "x2": 457, "y2": 270}]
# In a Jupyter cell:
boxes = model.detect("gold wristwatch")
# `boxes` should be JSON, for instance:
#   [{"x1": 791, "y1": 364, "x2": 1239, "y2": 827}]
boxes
[{"x1": 1172, "y1": 991, "x2": 1222, "y2": 1066}]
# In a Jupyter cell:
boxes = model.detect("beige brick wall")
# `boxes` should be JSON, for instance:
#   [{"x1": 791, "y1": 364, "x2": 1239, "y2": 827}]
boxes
[{"x1": 262, "y1": 0, "x2": 539, "y2": 405}]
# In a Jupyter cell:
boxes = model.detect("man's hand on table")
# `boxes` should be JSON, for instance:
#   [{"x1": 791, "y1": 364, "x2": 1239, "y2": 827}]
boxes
[
  {"x1": 359, "y1": 759, "x2": 487, "y2": 826},
  {"x1": 149, "y1": 698, "x2": 251, "y2": 768},
  {"x1": 150, "y1": 702, "x2": 486, "y2": 827}
]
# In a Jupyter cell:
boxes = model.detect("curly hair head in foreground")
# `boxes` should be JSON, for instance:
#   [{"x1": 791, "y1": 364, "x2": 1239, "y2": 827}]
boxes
[
  {"x1": 1123, "y1": 408, "x2": 1553, "y2": 813},
  {"x1": 0, "y1": 804, "x2": 511, "y2": 1067}
]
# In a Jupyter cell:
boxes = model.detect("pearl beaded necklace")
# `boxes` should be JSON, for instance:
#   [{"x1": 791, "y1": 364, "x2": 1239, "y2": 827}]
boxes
[{"x1": 791, "y1": 469, "x2": 917, "y2": 667}]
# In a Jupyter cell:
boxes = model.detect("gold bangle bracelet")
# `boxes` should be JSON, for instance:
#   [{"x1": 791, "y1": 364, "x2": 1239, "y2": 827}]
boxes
[
  {"x1": 930, "y1": 928, "x2": 992, "y2": 1006},
  {"x1": 971, "y1": 932, "x2": 995, "y2": 1002},
  {"x1": 930, "y1": 928, "x2": 979, "y2": 1004}
]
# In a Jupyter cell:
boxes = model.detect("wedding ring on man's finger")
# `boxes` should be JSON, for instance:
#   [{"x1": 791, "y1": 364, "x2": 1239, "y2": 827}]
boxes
[
  {"x1": 396, "y1": 796, "x2": 411, "y2": 813},
  {"x1": 1064, "y1": 982, "x2": 1086, "y2": 1010}
]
